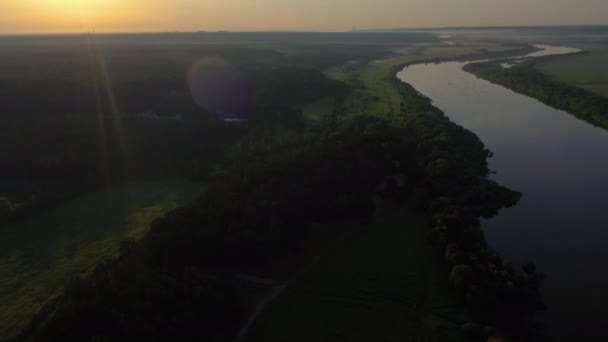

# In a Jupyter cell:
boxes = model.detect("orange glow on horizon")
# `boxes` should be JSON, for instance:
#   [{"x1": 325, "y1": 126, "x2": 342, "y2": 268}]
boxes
[
  {"x1": 3, "y1": 0, "x2": 161, "y2": 33},
  {"x1": 39, "y1": 0, "x2": 112, "y2": 18},
  {"x1": 1, "y1": 0, "x2": 606, "y2": 34}
]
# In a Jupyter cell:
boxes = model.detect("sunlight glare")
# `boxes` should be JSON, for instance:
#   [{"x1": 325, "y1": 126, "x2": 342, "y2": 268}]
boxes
[{"x1": 39, "y1": 0, "x2": 115, "y2": 20}]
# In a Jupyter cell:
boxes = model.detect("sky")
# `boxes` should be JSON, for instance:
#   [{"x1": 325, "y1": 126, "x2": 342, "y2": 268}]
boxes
[{"x1": 1, "y1": 0, "x2": 607, "y2": 34}]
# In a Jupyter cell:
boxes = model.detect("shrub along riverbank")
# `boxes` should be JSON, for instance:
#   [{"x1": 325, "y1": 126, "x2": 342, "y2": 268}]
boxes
[
  {"x1": 18, "y1": 56, "x2": 546, "y2": 342},
  {"x1": 464, "y1": 60, "x2": 608, "y2": 131}
]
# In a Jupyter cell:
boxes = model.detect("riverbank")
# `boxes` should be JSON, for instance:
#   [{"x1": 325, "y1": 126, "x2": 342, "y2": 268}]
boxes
[
  {"x1": 464, "y1": 59, "x2": 608, "y2": 131},
  {"x1": 243, "y1": 44, "x2": 546, "y2": 342},
  {"x1": 327, "y1": 43, "x2": 536, "y2": 120},
  {"x1": 397, "y1": 45, "x2": 608, "y2": 342}
]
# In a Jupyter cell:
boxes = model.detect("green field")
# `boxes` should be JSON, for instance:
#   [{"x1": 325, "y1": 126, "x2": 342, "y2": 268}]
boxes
[
  {"x1": 535, "y1": 45, "x2": 608, "y2": 97},
  {"x1": 245, "y1": 204, "x2": 470, "y2": 342},
  {"x1": 328, "y1": 43, "x2": 523, "y2": 119},
  {"x1": 0, "y1": 181, "x2": 205, "y2": 340}
]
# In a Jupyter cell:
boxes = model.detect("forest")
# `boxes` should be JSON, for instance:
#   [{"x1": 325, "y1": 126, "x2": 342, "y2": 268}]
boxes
[
  {"x1": 0, "y1": 32, "x2": 547, "y2": 342},
  {"x1": 19, "y1": 111, "x2": 545, "y2": 340},
  {"x1": 18, "y1": 60, "x2": 544, "y2": 342}
]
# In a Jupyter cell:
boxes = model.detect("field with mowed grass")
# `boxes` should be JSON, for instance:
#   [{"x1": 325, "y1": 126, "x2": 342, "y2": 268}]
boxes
[
  {"x1": 244, "y1": 203, "x2": 471, "y2": 342},
  {"x1": 0, "y1": 181, "x2": 205, "y2": 340},
  {"x1": 535, "y1": 44, "x2": 608, "y2": 97}
]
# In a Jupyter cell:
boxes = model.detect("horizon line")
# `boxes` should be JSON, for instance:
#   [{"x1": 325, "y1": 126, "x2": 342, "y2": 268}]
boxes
[{"x1": 1, "y1": 23, "x2": 607, "y2": 37}]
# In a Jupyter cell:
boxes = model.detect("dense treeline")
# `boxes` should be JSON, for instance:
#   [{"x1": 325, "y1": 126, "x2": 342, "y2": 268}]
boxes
[
  {"x1": 387, "y1": 73, "x2": 545, "y2": 340},
  {"x1": 464, "y1": 61, "x2": 608, "y2": 130}
]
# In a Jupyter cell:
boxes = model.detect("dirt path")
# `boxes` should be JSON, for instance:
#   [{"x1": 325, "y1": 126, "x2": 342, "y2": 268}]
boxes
[
  {"x1": 235, "y1": 283, "x2": 289, "y2": 342},
  {"x1": 234, "y1": 229, "x2": 355, "y2": 342}
]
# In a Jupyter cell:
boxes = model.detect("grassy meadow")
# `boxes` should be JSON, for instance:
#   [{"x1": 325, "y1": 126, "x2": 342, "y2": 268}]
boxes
[
  {"x1": 327, "y1": 43, "x2": 523, "y2": 119},
  {"x1": 0, "y1": 181, "x2": 204, "y2": 340},
  {"x1": 535, "y1": 44, "x2": 608, "y2": 97},
  {"x1": 245, "y1": 204, "x2": 469, "y2": 342}
]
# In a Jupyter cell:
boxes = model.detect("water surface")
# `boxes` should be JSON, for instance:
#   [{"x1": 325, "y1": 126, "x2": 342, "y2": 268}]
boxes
[{"x1": 397, "y1": 46, "x2": 608, "y2": 341}]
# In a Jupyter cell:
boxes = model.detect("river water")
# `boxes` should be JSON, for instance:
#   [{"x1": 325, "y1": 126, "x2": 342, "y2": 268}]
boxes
[{"x1": 397, "y1": 46, "x2": 608, "y2": 341}]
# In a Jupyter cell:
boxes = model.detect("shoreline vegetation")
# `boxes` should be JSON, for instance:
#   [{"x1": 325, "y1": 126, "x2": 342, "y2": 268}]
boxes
[
  {"x1": 14, "y1": 42, "x2": 545, "y2": 341},
  {"x1": 392, "y1": 44, "x2": 540, "y2": 74},
  {"x1": 464, "y1": 56, "x2": 608, "y2": 131}
]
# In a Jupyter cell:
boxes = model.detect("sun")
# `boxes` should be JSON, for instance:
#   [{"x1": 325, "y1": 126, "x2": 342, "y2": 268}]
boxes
[{"x1": 14, "y1": 0, "x2": 151, "y2": 32}]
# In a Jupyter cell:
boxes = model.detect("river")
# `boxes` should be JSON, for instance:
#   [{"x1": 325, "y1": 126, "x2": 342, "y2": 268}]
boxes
[{"x1": 397, "y1": 46, "x2": 608, "y2": 341}]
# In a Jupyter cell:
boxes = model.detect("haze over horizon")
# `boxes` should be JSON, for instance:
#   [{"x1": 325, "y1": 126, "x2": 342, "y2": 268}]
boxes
[{"x1": 1, "y1": 0, "x2": 608, "y2": 34}]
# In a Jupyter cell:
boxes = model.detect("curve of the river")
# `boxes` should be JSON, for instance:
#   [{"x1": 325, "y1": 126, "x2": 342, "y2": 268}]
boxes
[{"x1": 397, "y1": 46, "x2": 608, "y2": 341}]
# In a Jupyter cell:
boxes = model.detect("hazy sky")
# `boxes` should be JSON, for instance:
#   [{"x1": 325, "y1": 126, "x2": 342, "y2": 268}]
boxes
[{"x1": 1, "y1": 0, "x2": 607, "y2": 33}]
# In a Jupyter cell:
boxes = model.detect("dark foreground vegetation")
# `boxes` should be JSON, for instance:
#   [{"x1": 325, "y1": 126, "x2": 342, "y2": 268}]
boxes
[
  {"x1": 19, "y1": 112, "x2": 545, "y2": 341},
  {"x1": 1, "y1": 32, "x2": 546, "y2": 341},
  {"x1": 464, "y1": 59, "x2": 608, "y2": 130}
]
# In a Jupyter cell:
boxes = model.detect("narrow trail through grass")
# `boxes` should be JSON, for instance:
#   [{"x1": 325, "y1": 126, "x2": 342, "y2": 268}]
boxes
[{"x1": 244, "y1": 202, "x2": 470, "y2": 342}]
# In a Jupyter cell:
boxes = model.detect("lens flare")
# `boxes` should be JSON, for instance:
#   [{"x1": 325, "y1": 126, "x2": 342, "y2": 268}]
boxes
[{"x1": 187, "y1": 57, "x2": 252, "y2": 118}]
